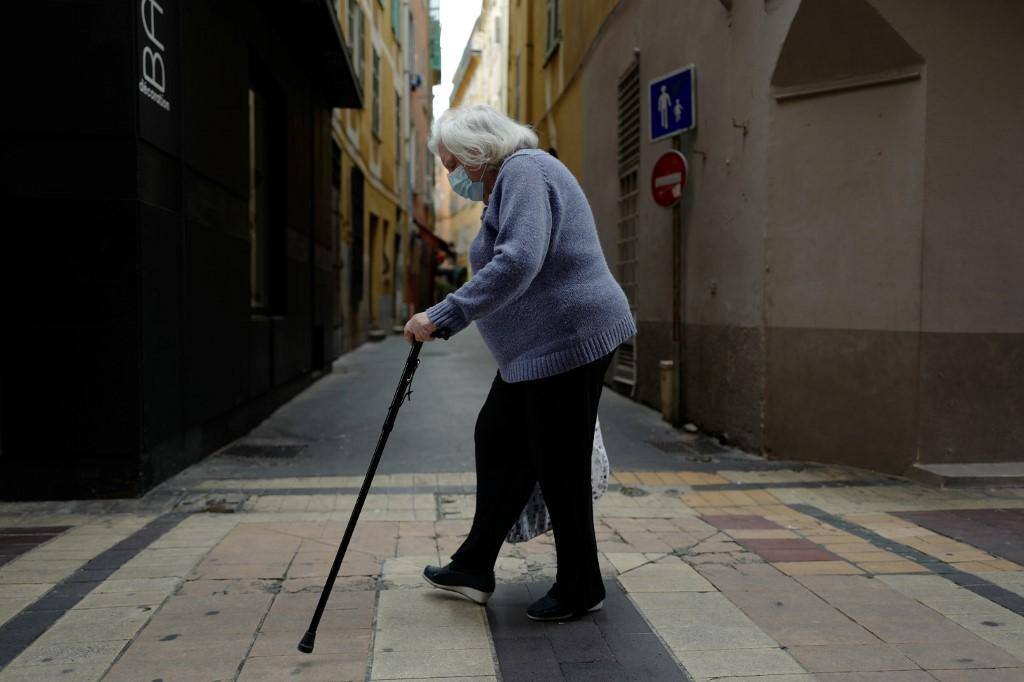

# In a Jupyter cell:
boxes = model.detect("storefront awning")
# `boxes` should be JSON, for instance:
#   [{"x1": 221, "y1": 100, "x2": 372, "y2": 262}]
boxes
[
  {"x1": 283, "y1": 0, "x2": 363, "y2": 108},
  {"x1": 414, "y1": 220, "x2": 454, "y2": 257}
]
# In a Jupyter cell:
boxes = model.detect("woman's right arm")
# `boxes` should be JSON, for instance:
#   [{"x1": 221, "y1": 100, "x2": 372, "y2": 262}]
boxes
[{"x1": 424, "y1": 156, "x2": 553, "y2": 334}]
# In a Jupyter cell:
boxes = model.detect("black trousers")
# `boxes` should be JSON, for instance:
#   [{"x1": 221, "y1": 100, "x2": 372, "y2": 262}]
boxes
[{"x1": 450, "y1": 348, "x2": 617, "y2": 610}]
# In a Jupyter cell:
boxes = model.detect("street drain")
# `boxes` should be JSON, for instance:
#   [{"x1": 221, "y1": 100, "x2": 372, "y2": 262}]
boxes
[
  {"x1": 174, "y1": 493, "x2": 246, "y2": 513},
  {"x1": 220, "y1": 443, "x2": 307, "y2": 458}
]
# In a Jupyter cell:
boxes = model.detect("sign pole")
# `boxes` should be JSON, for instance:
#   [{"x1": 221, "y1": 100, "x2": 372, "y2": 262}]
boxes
[
  {"x1": 671, "y1": 134, "x2": 685, "y2": 426},
  {"x1": 648, "y1": 63, "x2": 694, "y2": 428}
]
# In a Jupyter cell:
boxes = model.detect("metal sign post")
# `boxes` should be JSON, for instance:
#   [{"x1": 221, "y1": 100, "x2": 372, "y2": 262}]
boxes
[
  {"x1": 671, "y1": 135, "x2": 685, "y2": 426},
  {"x1": 651, "y1": 145, "x2": 690, "y2": 426},
  {"x1": 649, "y1": 64, "x2": 696, "y2": 426}
]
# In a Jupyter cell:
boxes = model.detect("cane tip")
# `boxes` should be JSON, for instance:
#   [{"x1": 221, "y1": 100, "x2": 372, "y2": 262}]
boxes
[{"x1": 297, "y1": 631, "x2": 316, "y2": 653}]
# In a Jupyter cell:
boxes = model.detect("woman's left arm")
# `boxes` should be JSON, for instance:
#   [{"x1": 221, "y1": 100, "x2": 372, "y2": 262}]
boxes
[{"x1": 424, "y1": 156, "x2": 553, "y2": 334}]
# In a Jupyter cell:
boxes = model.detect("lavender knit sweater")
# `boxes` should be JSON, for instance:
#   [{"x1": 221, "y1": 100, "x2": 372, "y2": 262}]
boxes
[{"x1": 425, "y1": 148, "x2": 637, "y2": 383}]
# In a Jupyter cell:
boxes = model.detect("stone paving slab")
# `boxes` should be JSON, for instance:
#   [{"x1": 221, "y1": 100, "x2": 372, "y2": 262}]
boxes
[
  {"x1": 0, "y1": 466, "x2": 1023, "y2": 680},
  {"x1": 929, "y1": 671, "x2": 1024, "y2": 681},
  {"x1": 23, "y1": 331, "x2": 1009, "y2": 678},
  {"x1": 490, "y1": 581, "x2": 688, "y2": 681},
  {"x1": 371, "y1": 591, "x2": 494, "y2": 680}
]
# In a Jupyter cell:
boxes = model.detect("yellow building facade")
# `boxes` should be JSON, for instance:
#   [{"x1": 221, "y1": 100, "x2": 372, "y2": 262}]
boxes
[
  {"x1": 506, "y1": 0, "x2": 617, "y2": 177},
  {"x1": 334, "y1": 0, "x2": 412, "y2": 347},
  {"x1": 434, "y1": 0, "x2": 508, "y2": 271}
]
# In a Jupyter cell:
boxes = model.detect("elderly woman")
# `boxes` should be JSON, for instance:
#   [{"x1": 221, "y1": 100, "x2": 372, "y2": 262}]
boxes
[{"x1": 403, "y1": 104, "x2": 636, "y2": 621}]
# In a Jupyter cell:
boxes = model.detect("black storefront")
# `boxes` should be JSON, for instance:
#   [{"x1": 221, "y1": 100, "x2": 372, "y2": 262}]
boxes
[{"x1": 0, "y1": 0, "x2": 361, "y2": 499}]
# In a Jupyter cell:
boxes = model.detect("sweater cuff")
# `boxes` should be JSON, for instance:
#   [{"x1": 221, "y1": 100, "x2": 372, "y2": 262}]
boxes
[{"x1": 425, "y1": 297, "x2": 469, "y2": 335}]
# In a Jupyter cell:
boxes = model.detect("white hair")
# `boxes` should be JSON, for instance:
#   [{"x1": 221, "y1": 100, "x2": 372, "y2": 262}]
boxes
[{"x1": 428, "y1": 104, "x2": 539, "y2": 168}]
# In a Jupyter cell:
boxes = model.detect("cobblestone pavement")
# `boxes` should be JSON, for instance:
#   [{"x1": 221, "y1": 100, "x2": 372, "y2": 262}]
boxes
[
  {"x1": 2, "y1": 466, "x2": 1024, "y2": 681},
  {"x1": 3, "y1": 332, "x2": 1024, "y2": 680}
]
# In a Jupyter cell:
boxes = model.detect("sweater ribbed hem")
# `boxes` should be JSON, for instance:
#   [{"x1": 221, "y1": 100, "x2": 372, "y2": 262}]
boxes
[
  {"x1": 499, "y1": 311, "x2": 638, "y2": 383},
  {"x1": 424, "y1": 297, "x2": 468, "y2": 334}
]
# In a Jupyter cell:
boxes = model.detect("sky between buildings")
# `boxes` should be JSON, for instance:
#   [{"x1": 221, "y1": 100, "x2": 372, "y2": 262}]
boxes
[{"x1": 432, "y1": 0, "x2": 483, "y2": 120}]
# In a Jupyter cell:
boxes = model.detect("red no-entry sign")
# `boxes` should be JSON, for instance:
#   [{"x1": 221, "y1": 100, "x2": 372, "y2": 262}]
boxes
[{"x1": 651, "y1": 150, "x2": 688, "y2": 207}]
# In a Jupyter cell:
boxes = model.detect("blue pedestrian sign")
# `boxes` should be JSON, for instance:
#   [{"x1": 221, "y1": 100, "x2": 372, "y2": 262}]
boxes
[{"x1": 649, "y1": 64, "x2": 696, "y2": 142}]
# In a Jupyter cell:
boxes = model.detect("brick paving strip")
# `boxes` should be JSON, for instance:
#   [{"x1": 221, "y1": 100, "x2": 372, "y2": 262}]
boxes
[
  {"x1": 895, "y1": 509, "x2": 1024, "y2": 567},
  {"x1": 601, "y1": 475, "x2": 1024, "y2": 679},
  {"x1": 2, "y1": 468, "x2": 1024, "y2": 680},
  {"x1": 101, "y1": 520, "x2": 378, "y2": 682},
  {"x1": 0, "y1": 513, "x2": 237, "y2": 680},
  {"x1": 697, "y1": 561, "x2": 1024, "y2": 679},
  {"x1": 0, "y1": 526, "x2": 73, "y2": 568},
  {"x1": 0, "y1": 514, "x2": 187, "y2": 666},
  {"x1": 157, "y1": 475, "x2": 1024, "y2": 681},
  {"x1": 791, "y1": 504, "x2": 1024, "y2": 616},
  {"x1": 184, "y1": 478, "x2": 903, "y2": 501},
  {"x1": 102, "y1": 517, "x2": 483, "y2": 681}
]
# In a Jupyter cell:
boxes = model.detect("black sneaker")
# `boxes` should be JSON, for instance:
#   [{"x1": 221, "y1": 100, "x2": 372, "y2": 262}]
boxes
[
  {"x1": 423, "y1": 561, "x2": 495, "y2": 605},
  {"x1": 526, "y1": 592, "x2": 604, "y2": 622}
]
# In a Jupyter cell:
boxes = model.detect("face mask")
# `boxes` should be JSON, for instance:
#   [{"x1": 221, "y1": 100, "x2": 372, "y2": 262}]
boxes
[{"x1": 448, "y1": 165, "x2": 485, "y2": 202}]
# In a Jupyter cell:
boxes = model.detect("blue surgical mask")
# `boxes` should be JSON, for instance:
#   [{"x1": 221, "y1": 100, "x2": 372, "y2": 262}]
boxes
[{"x1": 448, "y1": 165, "x2": 485, "y2": 202}]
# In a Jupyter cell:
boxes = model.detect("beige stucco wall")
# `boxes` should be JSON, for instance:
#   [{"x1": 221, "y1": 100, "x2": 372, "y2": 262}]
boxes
[
  {"x1": 580, "y1": 0, "x2": 1024, "y2": 472},
  {"x1": 875, "y1": 0, "x2": 1024, "y2": 465}
]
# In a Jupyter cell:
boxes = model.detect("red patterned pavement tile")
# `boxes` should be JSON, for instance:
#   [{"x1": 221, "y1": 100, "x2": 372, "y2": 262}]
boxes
[{"x1": 702, "y1": 515, "x2": 782, "y2": 530}]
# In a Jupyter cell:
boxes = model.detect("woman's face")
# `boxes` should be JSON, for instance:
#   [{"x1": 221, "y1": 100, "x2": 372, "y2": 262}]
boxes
[{"x1": 438, "y1": 140, "x2": 485, "y2": 181}]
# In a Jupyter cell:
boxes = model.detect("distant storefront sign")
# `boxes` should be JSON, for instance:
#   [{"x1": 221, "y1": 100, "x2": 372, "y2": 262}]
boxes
[
  {"x1": 138, "y1": 0, "x2": 179, "y2": 155},
  {"x1": 139, "y1": 0, "x2": 172, "y2": 111}
]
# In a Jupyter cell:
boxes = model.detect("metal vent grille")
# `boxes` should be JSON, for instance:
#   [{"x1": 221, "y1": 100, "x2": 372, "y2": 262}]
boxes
[
  {"x1": 614, "y1": 59, "x2": 640, "y2": 394},
  {"x1": 617, "y1": 61, "x2": 641, "y2": 172},
  {"x1": 612, "y1": 322, "x2": 636, "y2": 388}
]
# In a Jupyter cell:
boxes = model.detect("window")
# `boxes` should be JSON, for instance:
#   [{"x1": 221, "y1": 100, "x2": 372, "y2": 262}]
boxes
[
  {"x1": 406, "y1": 9, "x2": 415, "y2": 72},
  {"x1": 395, "y1": 91, "x2": 402, "y2": 185},
  {"x1": 428, "y1": 1, "x2": 441, "y2": 84},
  {"x1": 494, "y1": 16, "x2": 501, "y2": 44},
  {"x1": 350, "y1": 168, "x2": 365, "y2": 303},
  {"x1": 391, "y1": 0, "x2": 400, "y2": 40},
  {"x1": 348, "y1": 0, "x2": 364, "y2": 87},
  {"x1": 332, "y1": 139, "x2": 343, "y2": 229},
  {"x1": 371, "y1": 49, "x2": 381, "y2": 138},
  {"x1": 382, "y1": 218, "x2": 392, "y2": 294},
  {"x1": 331, "y1": 139, "x2": 343, "y2": 311},
  {"x1": 545, "y1": 0, "x2": 560, "y2": 58}
]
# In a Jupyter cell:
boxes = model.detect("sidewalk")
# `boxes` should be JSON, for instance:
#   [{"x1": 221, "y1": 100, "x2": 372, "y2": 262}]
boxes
[{"x1": 2, "y1": 457, "x2": 1024, "y2": 681}]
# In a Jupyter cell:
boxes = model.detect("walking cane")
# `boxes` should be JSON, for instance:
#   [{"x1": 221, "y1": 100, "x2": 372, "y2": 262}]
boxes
[{"x1": 298, "y1": 326, "x2": 451, "y2": 654}]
